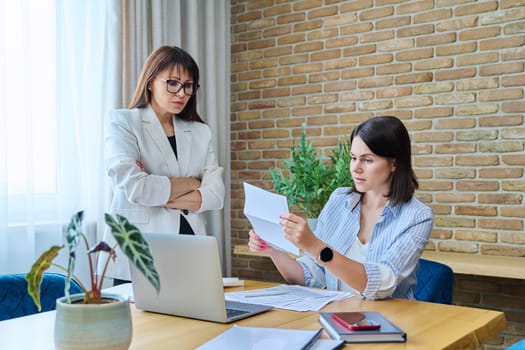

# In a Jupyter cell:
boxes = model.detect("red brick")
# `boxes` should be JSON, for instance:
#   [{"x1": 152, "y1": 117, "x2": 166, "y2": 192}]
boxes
[
  {"x1": 437, "y1": 16, "x2": 478, "y2": 31},
  {"x1": 416, "y1": 32, "x2": 456, "y2": 47},
  {"x1": 437, "y1": 42, "x2": 477, "y2": 56},
  {"x1": 340, "y1": 0, "x2": 373, "y2": 12},
  {"x1": 361, "y1": 30, "x2": 395, "y2": 43},
  {"x1": 308, "y1": 5, "x2": 338, "y2": 20},
  {"x1": 395, "y1": 72, "x2": 433, "y2": 84},
  {"x1": 479, "y1": 88, "x2": 524, "y2": 102},
  {"x1": 456, "y1": 52, "x2": 499, "y2": 67},
  {"x1": 398, "y1": 0, "x2": 435, "y2": 15},
  {"x1": 397, "y1": 23, "x2": 434, "y2": 38},
  {"x1": 359, "y1": 54, "x2": 394, "y2": 66},
  {"x1": 480, "y1": 36, "x2": 525, "y2": 51},
  {"x1": 343, "y1": 44, "x2": 376, "y2": 57},
  {"x1": 376, "y1": 16, "x2": 411, "y2": 30},
  {"x1": 359, "y1": 6, "x2": 394, "y2": 20},
  {"x1": 435, "y1": 68, "x2": 476, "y2": 81},
  {"x1": 341, "y1": 23, "x2": 374, "y2": 35},
  {"x1": 414, "y1": 9, "x2": 452, "y2": 24},
  {"x1": 396, "y1": 48, "x2": 434, "y2": 61},
  {"x1": 480, "y1": 62, "x2": 525, "y2": 76},
  {"x1": 455, "y1": 1, "x2": 499, "y2": 16},
  {"x1": 502, "y1": 74, "x2": 525, "y2": 87}
]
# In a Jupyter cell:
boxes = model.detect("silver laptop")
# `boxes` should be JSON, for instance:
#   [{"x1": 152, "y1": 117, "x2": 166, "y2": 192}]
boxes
[{"x1": 130, "y1": 233, "x2": 272, "y2": 323}]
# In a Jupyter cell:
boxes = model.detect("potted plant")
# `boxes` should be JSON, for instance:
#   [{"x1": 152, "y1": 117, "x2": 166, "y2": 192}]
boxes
[
  {"x1": 26, "y1": 210, "x2": 160, "y2": 350},
  {"x1": 269, "y1": 125, "x2": 353, "y2": 227}
]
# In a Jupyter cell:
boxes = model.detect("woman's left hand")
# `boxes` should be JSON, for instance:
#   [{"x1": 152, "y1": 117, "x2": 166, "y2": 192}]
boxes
[{"x1": 279, "y1": 213, "x2": 319, "y2": 252}]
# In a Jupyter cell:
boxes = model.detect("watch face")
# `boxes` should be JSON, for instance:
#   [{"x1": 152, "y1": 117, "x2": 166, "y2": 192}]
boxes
[{"x1": 320, "y1": 246, "x2": 333, "y2": 262}]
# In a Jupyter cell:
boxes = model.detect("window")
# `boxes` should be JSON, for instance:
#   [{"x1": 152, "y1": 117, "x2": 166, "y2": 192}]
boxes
[
  {"x1": 3, "y1": 0, "x2": 57, "y2": 195},
  {"x1": 1, "y1": 0, "x2": 110, "y2": 226},
  {"x1": 1, "y1": 0, "x2": 111, "y2": 274}
]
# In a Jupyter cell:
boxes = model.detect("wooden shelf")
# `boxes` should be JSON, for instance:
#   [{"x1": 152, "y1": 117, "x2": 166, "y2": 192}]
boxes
[
  {"x1": 233, "y1": 244, "x2": 266, "y2": 257},
  {"x1": 233, "y1": 244, "x2": 525, "y2": 280},
  {"x1": 233, "y1": 244, "x2": 297, "y2": 258},
  {"x1": 422, "y1": 251, "x2": 525, "y2": 280}
]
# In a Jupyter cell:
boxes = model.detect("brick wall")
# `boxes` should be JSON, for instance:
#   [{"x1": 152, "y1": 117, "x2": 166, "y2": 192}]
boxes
[{"x1": 229, "y1": 1, "x2": 525, "y2": 348}]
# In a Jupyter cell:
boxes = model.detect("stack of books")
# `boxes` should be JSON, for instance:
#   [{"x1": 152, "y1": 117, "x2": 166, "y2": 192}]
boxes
[{"x1": 319, "y1": 311, "x2": 407, "y2": 343}]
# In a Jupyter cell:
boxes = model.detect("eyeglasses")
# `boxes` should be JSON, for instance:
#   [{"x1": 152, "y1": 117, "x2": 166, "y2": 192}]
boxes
[{"x1": 157, "y1": 77, "x2": 199, "y2": 96}]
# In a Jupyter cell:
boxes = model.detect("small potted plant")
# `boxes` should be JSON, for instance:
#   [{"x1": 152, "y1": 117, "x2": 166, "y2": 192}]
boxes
[
  {"x1": 269, "y1": 125, "x2": 353, "y2": 227},
  {"x1": 26, "y1": 210, "x2": 160, "y2": 350}
]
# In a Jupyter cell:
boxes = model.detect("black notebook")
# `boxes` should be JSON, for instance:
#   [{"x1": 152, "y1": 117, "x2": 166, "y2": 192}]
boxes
[{"x1": 319, "y1": 311, "x2": 407, "y2": 343}]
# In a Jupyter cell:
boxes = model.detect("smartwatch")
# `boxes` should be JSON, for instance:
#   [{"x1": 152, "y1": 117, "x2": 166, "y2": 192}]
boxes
[{"x1": 318, "y1": 246, "x2": 334, "y2": 263}]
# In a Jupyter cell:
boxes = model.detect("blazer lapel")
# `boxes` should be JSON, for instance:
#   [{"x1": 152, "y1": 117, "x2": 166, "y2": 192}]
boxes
[{"x1": 141, "y1": 106, "x2": 180, "y2": 175}]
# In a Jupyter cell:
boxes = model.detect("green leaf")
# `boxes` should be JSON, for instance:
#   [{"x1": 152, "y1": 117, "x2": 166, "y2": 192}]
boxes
[
  {"x1": 104, "y1": 213, "x2": 160, "y2": 293},
  {"x1": 65, "y1": 210, "x2": 84, "y2": 301},
  {"x1": 26, "y1": 245, "x2": 64, "y2": 311},
  {"x1": 269, "y1": 124, "x2": 353, "y2": 218}
]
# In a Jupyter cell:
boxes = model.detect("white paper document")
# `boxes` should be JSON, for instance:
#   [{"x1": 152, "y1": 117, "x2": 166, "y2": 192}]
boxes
[
  {"x1": 197, "y1": 325, "x2": 325, "y2": 350},
  {"x1": 225, "y1": 284, "x2": 353, "y2": 312},
  {"x1": 243, "y1": 182, "x2": 300, "y2": 255}
]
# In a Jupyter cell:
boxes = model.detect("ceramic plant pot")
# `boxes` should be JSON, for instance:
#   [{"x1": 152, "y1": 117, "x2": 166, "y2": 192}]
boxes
[{"x1": 54, "y1": 292, "x2": 132, "y2": 350}]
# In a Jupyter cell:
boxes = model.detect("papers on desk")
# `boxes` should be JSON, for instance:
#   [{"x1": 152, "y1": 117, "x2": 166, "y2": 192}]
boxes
[
  {"x1": 222, "y1": 277, "x2": 244, "y2": 287},
  {"x1": 225, "y1": 284, "x2": 352, "y2": 312},
  {"x1": 197, "y1": 325, "x2": 344, "y2": 350},
  {"x1": 243, "y1": 182, "x2": 300, "y2": 256}
]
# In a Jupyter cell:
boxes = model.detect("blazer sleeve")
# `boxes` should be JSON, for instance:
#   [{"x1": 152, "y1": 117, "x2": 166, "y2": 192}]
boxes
[
  {"x1": 105, "y1": 109, "x2": 171, "y2": 207},
  {"x1": 194, "y1": 125, "x2": 225, "y2": 213}
]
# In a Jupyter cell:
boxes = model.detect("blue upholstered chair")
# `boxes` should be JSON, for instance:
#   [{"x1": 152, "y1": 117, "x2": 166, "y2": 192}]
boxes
[
  {"x1": 508, "y1": 339, "x2": 525, "y2": 350},
  {"x1": 0, "y1": 272, "x2": 83, "y2": 321},
  {"x1": 414, "y1": 259, "x2": 454, "y2": 304}
]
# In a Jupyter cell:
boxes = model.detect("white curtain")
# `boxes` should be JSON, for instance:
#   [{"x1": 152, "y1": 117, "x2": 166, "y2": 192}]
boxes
[
  {"x1": 0, "y1": 0, "x2": 231, "y2": 277},
  {"x1": 0, "y1": 0, "x2": 120, "y2": 282}
]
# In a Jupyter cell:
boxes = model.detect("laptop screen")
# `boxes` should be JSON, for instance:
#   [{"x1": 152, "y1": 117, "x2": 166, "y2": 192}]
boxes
[{"x1": 130, "y1": 233, "x2": 271, "y2": 323}]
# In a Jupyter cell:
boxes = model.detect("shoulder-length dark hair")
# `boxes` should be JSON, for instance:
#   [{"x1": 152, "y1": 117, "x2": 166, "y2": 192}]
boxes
[
  {"x1": 350, "y1": 116, "x2": 418, "y2": 206},
  {"x1": 129, "y1": 45, "x2": 204, "y2": 123}
]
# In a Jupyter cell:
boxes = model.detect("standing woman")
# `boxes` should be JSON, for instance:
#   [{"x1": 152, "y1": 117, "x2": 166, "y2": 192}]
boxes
[
  {"x1": 102, "y1": 46, "x2": 225, "y2": 284},
  {"x1": 248, "y1": 116, "x2": 433, "y2": 300}
]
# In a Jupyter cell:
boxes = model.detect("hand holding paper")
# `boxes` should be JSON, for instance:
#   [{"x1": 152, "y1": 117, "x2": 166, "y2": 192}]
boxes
[{"x1": 243, "y1": 182, "x2": 300, "y2": 255}]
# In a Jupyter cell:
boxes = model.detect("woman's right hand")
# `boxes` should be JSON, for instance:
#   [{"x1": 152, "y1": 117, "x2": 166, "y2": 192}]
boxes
[{"x1": 248, "y1": 230, "x2": 275, "y2": 254}]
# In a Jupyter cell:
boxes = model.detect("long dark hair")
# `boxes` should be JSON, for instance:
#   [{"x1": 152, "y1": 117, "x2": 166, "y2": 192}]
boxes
[
  {"x1": 129, "y1": 45, "x2": 204, "y2": 123},
  {"x1": 350, "y1": 116, "x2": 418, "y2": 206}
]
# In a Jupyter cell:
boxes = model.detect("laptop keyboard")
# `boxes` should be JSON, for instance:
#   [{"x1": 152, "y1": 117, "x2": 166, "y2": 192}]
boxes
[{"x1": 226, "y1": 308, "x2": 250, "y2": 319}]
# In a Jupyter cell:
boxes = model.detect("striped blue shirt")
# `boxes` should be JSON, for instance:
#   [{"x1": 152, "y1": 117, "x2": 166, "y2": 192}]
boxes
[{"x1": 296, "y1": 188, "x2": 434, "y2": 300}]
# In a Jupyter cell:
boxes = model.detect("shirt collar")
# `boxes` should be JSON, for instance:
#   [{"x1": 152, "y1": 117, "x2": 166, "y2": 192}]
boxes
[
  {"x1": 347, "y1": 192, "x2": 361, "y2": 212},
  {"x1": 346, "y1": 192, "x2": 398, "y2": 217}
]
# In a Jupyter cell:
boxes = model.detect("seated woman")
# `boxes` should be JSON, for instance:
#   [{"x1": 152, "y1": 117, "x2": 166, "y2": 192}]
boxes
[{"x1": 248, "y1": 116, "x2": 434, "y2": 300}]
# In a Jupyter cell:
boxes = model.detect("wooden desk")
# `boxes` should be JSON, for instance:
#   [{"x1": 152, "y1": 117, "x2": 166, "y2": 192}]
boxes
[{"x1": 0, "y1": 280, "x2": 506, "y2": 349}]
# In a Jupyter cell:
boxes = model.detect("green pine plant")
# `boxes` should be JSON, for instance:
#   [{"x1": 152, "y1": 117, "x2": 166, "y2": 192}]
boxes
[
  {"x1": 269, "y1": 125, "x2": 353, "y2": 219},
  {"x1": 26, "y1": 210, "x2": 160, "y2": 309}
]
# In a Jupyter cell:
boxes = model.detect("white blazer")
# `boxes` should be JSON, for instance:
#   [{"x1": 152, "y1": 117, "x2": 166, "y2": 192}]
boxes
[{"x1": 101, "y1": 106, "x2": 225, "y2": 280}]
